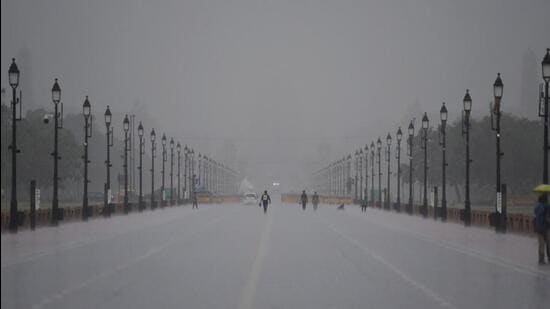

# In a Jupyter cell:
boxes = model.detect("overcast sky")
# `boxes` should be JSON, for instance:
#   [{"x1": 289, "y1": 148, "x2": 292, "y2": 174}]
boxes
[{"x1": 2, "y1": 0, "x2": 549, "y2": 190}]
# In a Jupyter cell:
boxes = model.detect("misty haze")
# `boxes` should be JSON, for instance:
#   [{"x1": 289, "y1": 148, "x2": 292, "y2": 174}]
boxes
[{"x1": 1, "y1": 0, "x2": 550, "y2": 308}]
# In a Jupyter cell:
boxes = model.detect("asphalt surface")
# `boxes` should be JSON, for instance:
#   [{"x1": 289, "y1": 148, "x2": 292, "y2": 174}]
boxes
[{"x1": 2, "y1": 201, "x2": 549, "y2": 309}]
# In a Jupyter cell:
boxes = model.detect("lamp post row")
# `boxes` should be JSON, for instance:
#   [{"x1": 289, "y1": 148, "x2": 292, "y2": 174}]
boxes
[{"x1": 5, "y1": 59, "x2": 239, "y2": 232}]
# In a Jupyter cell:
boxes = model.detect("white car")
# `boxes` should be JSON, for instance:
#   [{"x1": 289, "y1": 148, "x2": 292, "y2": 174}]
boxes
[{"x1": 243, "y1": 192, "x2": 258, "y2": 205}]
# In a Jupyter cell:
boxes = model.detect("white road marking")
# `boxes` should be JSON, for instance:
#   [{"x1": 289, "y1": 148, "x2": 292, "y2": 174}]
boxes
[
  {"x1": 238, "y1": 212, "x2": 272, "y2": 309},
  {"x1": 318, "y1": 218, "x2": 458, "y2": 309}
]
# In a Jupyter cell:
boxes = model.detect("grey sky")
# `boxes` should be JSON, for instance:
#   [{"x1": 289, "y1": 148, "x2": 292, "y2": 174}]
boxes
[{"x1": 2, "y1": 0, "x2": 549, "y2": 189}]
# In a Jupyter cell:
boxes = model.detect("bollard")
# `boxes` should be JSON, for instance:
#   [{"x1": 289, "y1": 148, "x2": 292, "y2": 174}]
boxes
[{"x1": 30, "y1": 180, "x2": 36, "y2": 230}]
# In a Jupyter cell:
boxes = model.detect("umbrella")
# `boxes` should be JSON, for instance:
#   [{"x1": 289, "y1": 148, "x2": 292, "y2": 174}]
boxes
[{"x1": 533, "y1": 184, "x2": 550, "y2": 193}]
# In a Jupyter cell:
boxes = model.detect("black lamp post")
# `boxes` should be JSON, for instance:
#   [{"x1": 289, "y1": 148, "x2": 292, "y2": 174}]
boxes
[
  {"x1": 359, "y1": 149, "x2": 363, "y2": 203},
  {"x1": 407, "y1": 121, "x2": 414, "y2": 215},
  {"x1": 170, "y1": 138, "x2": 175, "y2": 205},
  {"x1": 104, "y1": 106, "x2": 113, "y2": 216},
  {"x1": 439, "y1": 102, "x2": 448, "y2": 221},
  {"x1": 150, "y1": 129, "x2": 156, "y2": 209},
  {"x1": 377, "y1": 138, "x2": 382, "y2": 208},
  {"x1": 8, "y1": 59, "x2": 20, "y2": 232},
  {"x1": 385, "y1": 133, "x2": 392, "y2": 210},
  {"x1": 364, "y1": 145, "x2": 368, "y2": 205},
  {"x1": 541, "y1": 49, "x2": 550, "y2": 202},
  {"x1": 123, "y1": 115, "x2": 130, "y2": 213},
  {"x1": 462, "y1": 89, "x2": 472, "y2": 225},
  {"x1": 82, "y1": 96, "x2": 92, "y2": 220},
  {"x1": 354, "y1": 150, "x2": 359, "y2": 202},
  {"x1": 396, "y1": 127, "x2": 402, "y2": 212},
  {"x1": 177, "y1": 142, "x2": 181, "y2": 203},
  {"x1": 421, "y1": 112, "x2": 429, "y2": 218},
  {"x1": 138, "y1": 122, "x2": 144, "y2": 211},
  {"x1": 184, "y1": 145, "x2": 188, "y2": 201},
  {"x1": 370, "y1": 141, "x2": 375, "y2": 207},
  {"x1": 50, "y1": 78, "x2": 62, "y2": 225},
  {"x1": 491, "y1": 73, "x2": 505, "y2": 232},
  {"x1": 161, "y1": 133, "x2": 167, "y2": 207}
]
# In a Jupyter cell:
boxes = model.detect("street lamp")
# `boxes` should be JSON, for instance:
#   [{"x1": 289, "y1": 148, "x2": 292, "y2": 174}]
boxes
[
  {"x1": 82, "y1": 96, "x2": 92, "y2": 220},
  {"x1": 161, "y1": 133, "x2": 167, "y2": 207},
  {"x1": 462, "y1": 89, "x2": 472, "y2": 225},
  {"x1": 354, "y1": 150, "x2": 359, "y2": 202},
  {"x1": 364, "y1": 144, "x2": 369, "y2": 205},
  {"x1": 184, "y1": 145, "x2": 188, "y2": 201},
  {"x1": 491, "y1": 73, "x2": 505, "y2": 232},
  {"x1": 170, "y1": 138, "x2": 175, "y2": 205},
  {"x1": 50, "y1": 78, "x2": 62, "y2": 225},
  {"x1": 385, "y1": 133, "x2": 392, "y2": 210},
  {"x1": 439, "y1": 102, "x2": 448, "y2": 221},
  {"x1": 177, "y1": 142, "x2": 181, "y2": 204},
  {"x1": 421, "y1": 112, "x2": 429, "y2": 218},
  {"x1": 370, "y1": 141, "x2": 375, "y2": 207},
  {"x1": 8, "y1": 59, "x2": 21, "y2": 232},
  {"x1": 138, "y1": 122, "x2": 144, "y2": 211},
  {"x1": 541, "y1": 48, "x2": 550, "y2": 203},
  {"x1": 359, "y1": 149, "x2": 363, "y2": 203},
  {"x1": 407, "y1": 121, "x2": 414, "y2": 215},
  {"x1": 150, "y1": 129, "x2": 157, "y2": 209},
  {"x1": 104, "y1": 106, "x2": 113, "y2": 216},
  {"x1": 123, "y1": 115, "x2": 130, "y2": 213},
  {"x1": 396, "y1": 127, "x2": 402, "y2": 212},
  {"x1": 377, "y1": 137, "x2": 382, "y2": 208}
]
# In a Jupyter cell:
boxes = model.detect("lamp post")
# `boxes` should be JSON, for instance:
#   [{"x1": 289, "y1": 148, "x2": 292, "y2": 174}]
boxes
[
  {"x1": 353, "y1": 150, "x2": 359, "y2": 203},
  {"x1": 385, "y1": 134, "x2": 392, "y2": 210},
  {"x1": 407, "y1": 121, "x2": 414, "y2": 215},
  {"x1": 82, "y1": 96, "x2": 92, "y2": 220},
  {"x1": 541, "y1": 48, "x2": 550, "y2": 202},
  {"x1": 359, "y1": 149, "x2": 363, "y2": 203},
  {"x1": 377, "y1": 138, "x2": 382, "y2": 208},
  {"x1": 123, "y1": 115, "x2": 130, "y2": 213},
  {"x1": 170, "y1": 138, "x2": 175, "y2": 205},
  {"x1": 491, "y1": 73, "x2": 505, "y2": 232},
  {"x1": 50, "y1": 78, "x2": 61, "y2": 225},
  {"x1": 161, "y1": 133, "x2": 167, "y2": 207},
  {"x1": 370, "y1": 141, "x2": 375, "y2": 207},
  {"x1": 184, "y1": 145, "x2": 188, "y2": 201},
  {"x1": 104, "y1": 106, "x2": 113, "y2": 216},
  {"x1": 421, "y1": 112, "x2": 429, "y2": 218},
  {"x1": 439, "y1": 102, "x2": 448, "y2": 221},
  {"x1": 8, "y1": 59, "x2": 20, "y2": 232},
  {"x1": 462, "y1": 90, "x2": 472, "y2": 225},
  {"x1": 177, "y1": 142, "x2": 181, "y2": 204},
  {"x1": 138, "y1": 122, "x2": 144, "y2": 211},
  {"x1": 364, "y1": 145, "x2": 368, "y2": 205},
  {"x1": 396, "y1": 127, "x2": 402, "y2": 212},
  {"x1": 150, "y1": 129, "x2": 156, "y2": 209}
]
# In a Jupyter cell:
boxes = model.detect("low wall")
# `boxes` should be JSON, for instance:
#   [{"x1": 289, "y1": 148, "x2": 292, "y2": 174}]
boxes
[
  {"x1": 280, "y1": 194, "x2": 535, "y2": 236},
  {"x1": 1, "y1": 195, "x2": 242, "y2": 233}
]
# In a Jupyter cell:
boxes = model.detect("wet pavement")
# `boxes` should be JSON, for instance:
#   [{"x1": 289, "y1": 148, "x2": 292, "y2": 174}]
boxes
[{"x1": 2, "y1": 202, "x2": 549, "y2": 309}]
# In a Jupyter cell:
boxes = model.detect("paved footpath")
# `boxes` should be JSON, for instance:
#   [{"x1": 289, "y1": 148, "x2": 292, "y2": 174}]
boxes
[{"x1": 2, "y1": 202, "x2": 549, "y2": 309}]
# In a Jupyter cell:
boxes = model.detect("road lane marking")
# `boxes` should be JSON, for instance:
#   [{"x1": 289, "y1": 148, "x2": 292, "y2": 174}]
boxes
[
  {"x1": 29, "y1": 215, "x2": 223, "y2": 309},
  {"x1": 238, "y1": 212, "x2": 272, "y2": 309},
  {"x1": 1, "y1": 206, "x2": 212, "y2": 269},
  {"x1": 355, "y1": 211, "x2": 550, "y2": 279},
  {"x1": 317, "y1": 217, "x2": 458, "y2": 309}
]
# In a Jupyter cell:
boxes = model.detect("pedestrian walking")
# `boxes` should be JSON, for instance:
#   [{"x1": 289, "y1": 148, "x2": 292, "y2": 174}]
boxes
[
  {"x1": 534, "y1": 194, "x2": 549, "y2": 264},
  {"x1": 192, "y1": 192, "x2": 199, "y2": 209},
  {"x1": 300, "y1": 190, "x2": 308, "y2": 211},
  {"x1": 312, "y1": 191, "x2": 319, "y2": 211},
  {"x1": 361, "y1": 199, "x2": 367, "y2": 213},
  {"x1": 260, "y1": 190, "x2": 271, "y2": 213}
]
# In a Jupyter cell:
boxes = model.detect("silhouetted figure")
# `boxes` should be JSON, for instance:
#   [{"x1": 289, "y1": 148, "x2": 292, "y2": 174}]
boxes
[
  {"x1": 260, "y1": 190, "x2": 271, "y2": 213},
  {"x1": 300, "y1": 190, "x2": 308, "y2": 210},
  {"x1": 361, "y1": 199, "x2": 367, "y2": 213},
  {"x1": 337, "y1": 203, "x2": 345, "y2": 210},
  {"x1": 192, "y1": 192, "x2": 198, "y2": 209},
  {"x1": 312, "y1": 192, "x2": 319, "y2": 211}
]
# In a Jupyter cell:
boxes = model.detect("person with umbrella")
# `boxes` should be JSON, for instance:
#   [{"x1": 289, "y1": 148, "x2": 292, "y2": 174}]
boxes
[{"x1": 533, "y1": 184, "x2": 550, "y2": 264}]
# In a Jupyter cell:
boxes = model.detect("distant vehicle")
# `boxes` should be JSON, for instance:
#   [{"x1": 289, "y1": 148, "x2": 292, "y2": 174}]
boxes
[{"x1": 242, "y1": 192, "x2": 258, "y2": 205}]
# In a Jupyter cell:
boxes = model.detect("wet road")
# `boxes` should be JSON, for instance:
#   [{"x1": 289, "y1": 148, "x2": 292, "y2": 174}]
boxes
[{"x1": 2, "y1": 202, "x2": 549, "y2": 309}]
